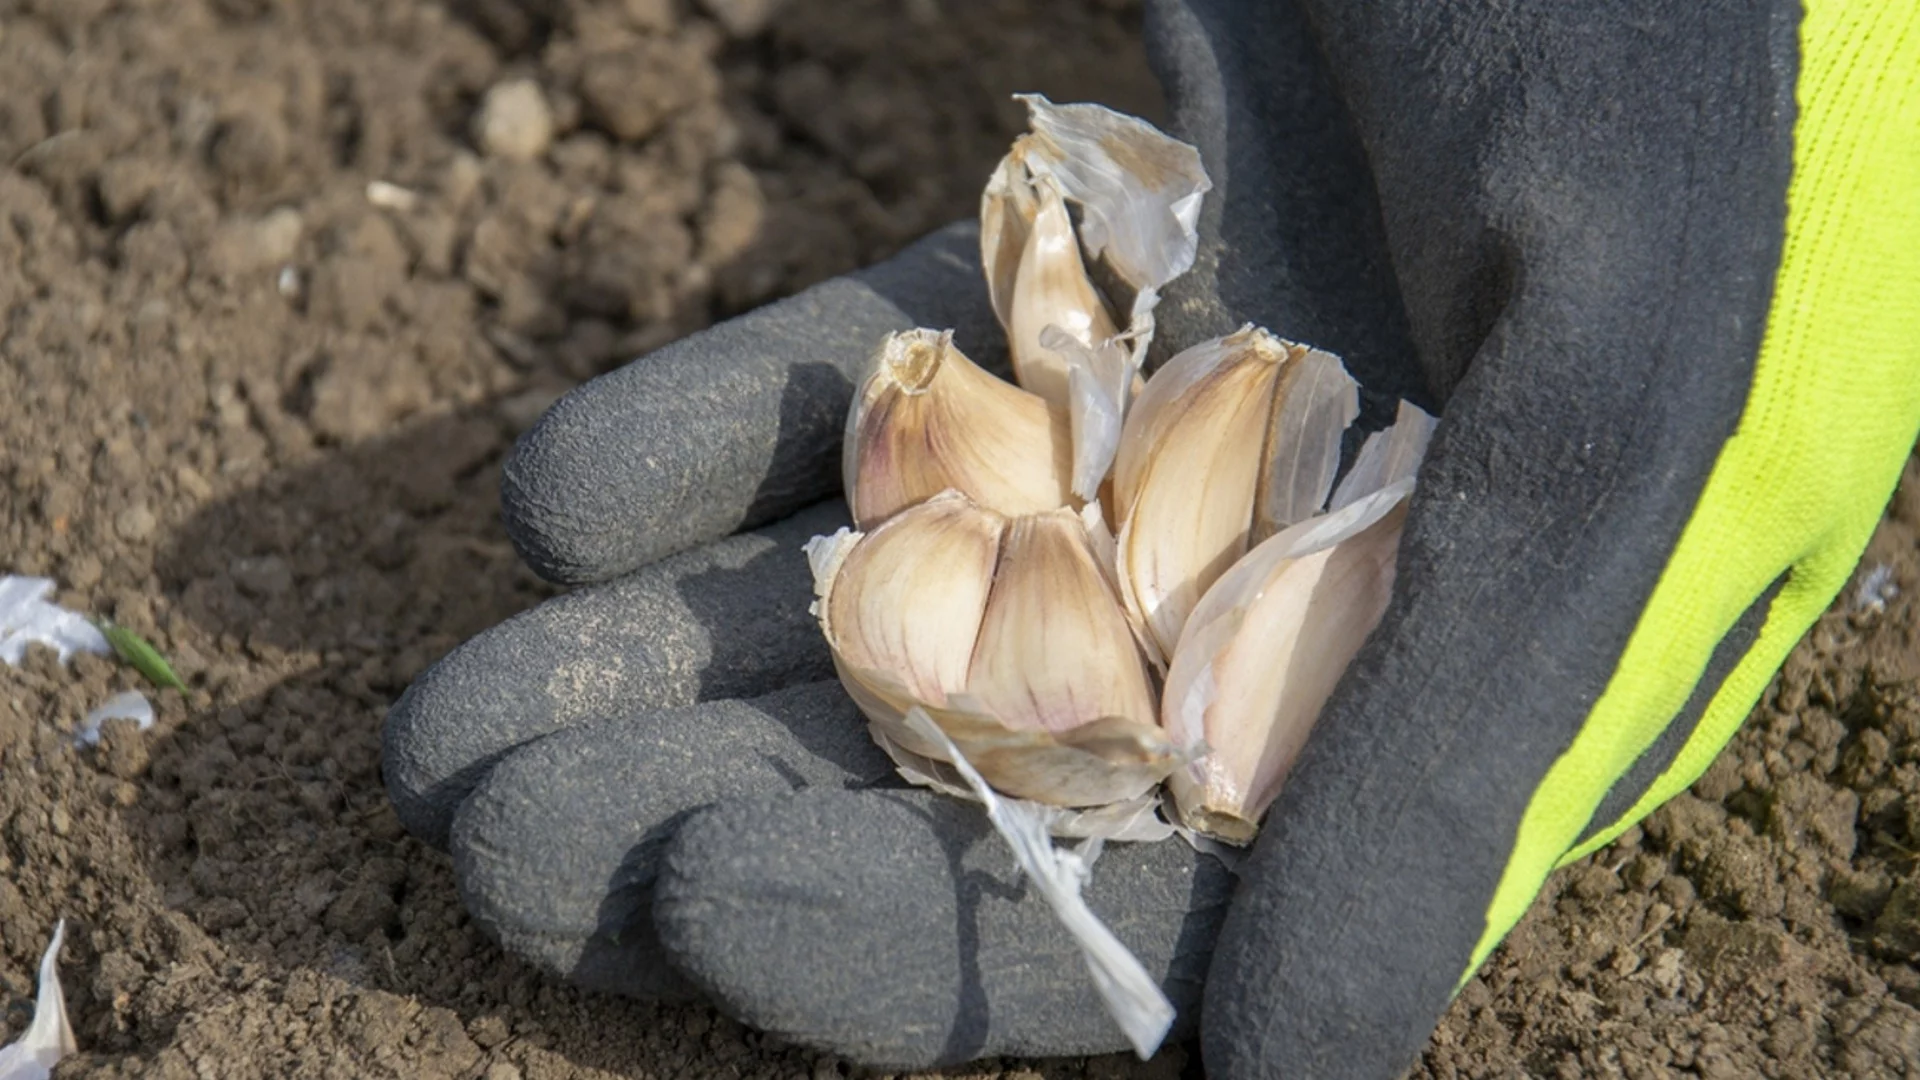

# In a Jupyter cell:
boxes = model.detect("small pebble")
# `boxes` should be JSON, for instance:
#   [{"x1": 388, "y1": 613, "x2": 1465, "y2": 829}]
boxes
[
  {"x1": 475, "y1": 79, "x2": 555, "y2": 162},
  {"x1": 365, "y1": 180, "x2": 421, "y2": 212},
  {"x1": 229, "y1": 554, "x2": 294, "y2": 599},
  {"x1": 439, "y1": 151, "x2": 484, "y2": 208},
  {"x1": 114, "y1": 503, "x2": 157, "y2": 542},
  {"x1": 65, "y1": 552, "x2": 103, "y2": 590},
  {"x1": 253, "y1": 208, "x2": 304, "y2": 264}
]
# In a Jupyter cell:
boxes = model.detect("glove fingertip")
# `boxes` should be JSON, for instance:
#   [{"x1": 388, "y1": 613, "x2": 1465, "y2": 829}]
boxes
[
  {"x1": 449, "y1": 726, "x2": 701, "y2": 1001},
  {"x1": 502, "y1": 222, "x2": 999, "y2": 586},
  {"x1": 382, "y1": 650, "x2": 522, "y2": 851}
]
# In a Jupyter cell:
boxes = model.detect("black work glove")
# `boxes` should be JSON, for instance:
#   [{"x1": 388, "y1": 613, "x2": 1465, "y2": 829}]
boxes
[{"x1": 385, "y1": 1, "x2": 1920, "y2": 1075}]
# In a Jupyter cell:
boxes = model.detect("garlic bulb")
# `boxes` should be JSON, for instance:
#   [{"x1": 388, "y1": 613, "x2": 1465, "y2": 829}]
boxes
[
  {"x1": 1112, "y1": 327, "x2": 1360, "y2": 662},
  {"x1": 1161, "y1": 402, "x2": 1436, "y2": 842},
  {"x1": 814, "y1": 99, "x2": 1439, "y2": 847},
  {"x1": 843, "y1": 329, "x2": 1073, "y2": 529},
  {"x1": 807, "y1": 490, "x2": 1177, "y2": 807},
  {"x1": 801, "y1": 100, "x2": 1446, "y2": 1055},
  {"x1": 980, "y1": 95, "x2": 1211, "y2": 502}
]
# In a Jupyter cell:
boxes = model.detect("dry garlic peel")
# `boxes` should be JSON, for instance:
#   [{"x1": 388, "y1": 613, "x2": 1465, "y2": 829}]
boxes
[
  {"x1": 0, "y1": 920, "x2": 74, "y2": 1079},
  {"x1": 1113, "y1": 327, "x2": 1359, "y2": 661},
  {"x1": 1162, "y1": 402, "x2": 1436, "y2": 843},
  {"x1": 900, "y1": 708, "x2": 1176, "y2": 1059},
  {"x1": 1010, "y1": 94, "x2": 1210, "y2": 304},
  {"x1": 1043, "y1": 326, "x2": 1140, "y2": 504},
  {"x1": 808, "y1": 491, "x2": 1175, "y2": 807},
  {"x1": 1328, "y1": 400, "x2": 1440, "y2": 514},
  {"x1": 1254, "y1": 347, "x2": 1364, "y2": 540},
  {"x1": 843, "y1": 330, "x2": 1074, "y2": 530}
]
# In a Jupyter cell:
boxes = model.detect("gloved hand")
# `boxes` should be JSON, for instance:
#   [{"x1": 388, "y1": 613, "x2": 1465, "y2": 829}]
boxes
[{"x1": 383, "y1": 0, "x2": 1920, "y2": 1075}]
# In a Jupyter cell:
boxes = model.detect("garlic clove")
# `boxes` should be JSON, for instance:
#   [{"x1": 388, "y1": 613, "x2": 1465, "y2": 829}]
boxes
[
  {"x1": 980, "y1": 97, "x2": 1212, "y2": 510},
  {"x1": 1111, "y1": 329, "x2": 1246, "y2": 510},
  {"x1": 843, "y1": 329, "x2": 1073, "y2": 530},
  {"x1": 980, "y1": 144, "x2": 1039, "y2": 336},
  {"x1": 965, "y1": 507, "x2": 1159, "y2": 737},
  {"x1": 816, "y1": 494, "x2": 1177, "y2": 809},
  {"x1": 1113, "y1": 328, "x2": 1363, "y2": 661},
  {"x1": 1164, "y1": 493, "x2": 1409, "y2": 843},
  {"x1": 818, "y1": 491, "x2": 1005, "y2": 709},
  {"x1": 1006, "y1": 182, "x2": 1119, "y2": 409},
  {"x1": 1162, "y1": 401, "x2": 1434, "y2": 843},
  {"x1": 810, "y1": 491, "x2": 1167, "y2": 803},
  {"x1": 1113, "y1": 329, "x2": 1289, "y2": 659}
]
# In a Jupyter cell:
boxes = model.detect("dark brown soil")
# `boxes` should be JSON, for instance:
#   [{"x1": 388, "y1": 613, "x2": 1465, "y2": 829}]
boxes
[{"x1": 0, "y1": 1, "x2": 1915, "y2": 1077}]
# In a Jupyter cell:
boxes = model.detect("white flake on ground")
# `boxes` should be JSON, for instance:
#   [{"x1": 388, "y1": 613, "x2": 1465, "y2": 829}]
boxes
[
  {"x1": 77, "y1": 689, "x2": 156, "y2": 747},
  {"x1": 0, "y1": 920, "x2": 76, "y2": 1080},
  {"x1": 0, "y1": 577, "x2": 110, "y2": 667}
]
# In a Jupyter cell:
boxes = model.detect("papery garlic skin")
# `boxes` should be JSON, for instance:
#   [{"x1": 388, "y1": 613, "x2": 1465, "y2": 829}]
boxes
[
  {"x1": 1162, "y1": 401, "x2": 1437, "y2": 843},
  {"x1": 0, "y1": 920, "x2": 74, "y2": 1079},
  {"x1": 843, "y1": 329, "x2": 1073, "y2": 530},
  {"x1": 808, "y1": 490, "x2": 1176, "y2": 807},
  {"x1": 1011, "y1": 94, "x2": 1209, "y2": 303},
  {"x1": 1044, "y1": 326, "x2": 1139, "y2": 504},
  {"x1": 1113, "y1": 327, "x2": 1359, "y2": 661},
  {"x1": 1255, "y1": 347, "x2": 1367, "y2": 541}
]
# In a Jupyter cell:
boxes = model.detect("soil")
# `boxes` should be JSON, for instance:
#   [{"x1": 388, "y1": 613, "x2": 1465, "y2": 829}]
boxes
[{"x1": 0, "y1": 1, "x2": 1914, "y2": 1077}]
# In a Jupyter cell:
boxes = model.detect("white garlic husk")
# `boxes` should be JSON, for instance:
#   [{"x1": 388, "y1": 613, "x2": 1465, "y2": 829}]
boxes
[
  {"x1": 0, "y1": 920, "x2": 75, "y2": 1080},
  {"x1": 1112, "y1": 326, "x2": 1361, "y2": 662},
  {"x1": 843, "y1": 329, "x2": 1074, "y2": 530},
  {"x1": 980, "y1": 95, "x2": 1211, "y2": 503},
  {"x1": 807, "y1": 491, "x2": 1178, "y2": 807},
  {"x1": 1162, "y1": 402, "x2": 1437, "y2": 843}
]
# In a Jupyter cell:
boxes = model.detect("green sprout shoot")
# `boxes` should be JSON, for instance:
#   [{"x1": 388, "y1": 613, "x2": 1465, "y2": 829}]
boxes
[{"x1": 94, "y1": 621, "x2": 187, "y2": 691}]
